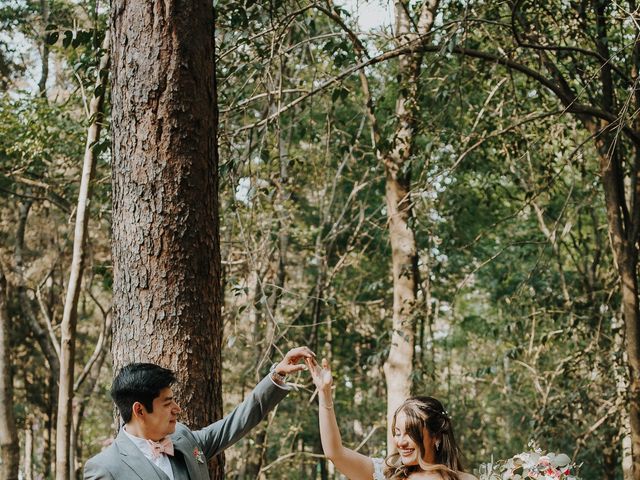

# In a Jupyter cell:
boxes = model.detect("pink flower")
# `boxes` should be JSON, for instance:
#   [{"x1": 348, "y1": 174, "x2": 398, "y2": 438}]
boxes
[{"x1": 193, "y1": 447, "x2": 205, "y2": 464}]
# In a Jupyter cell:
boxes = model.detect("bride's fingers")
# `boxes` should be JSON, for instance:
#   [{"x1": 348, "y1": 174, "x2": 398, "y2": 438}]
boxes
[
  {"x1": 321, "y1": 357, "x2": 330, "y2": 370},
  {"x1": 305, "y1": 357, "x2": 319, "y2": 374},
  {"x1": 305, "y1": 358, "x2": 321, "y2": 382}
]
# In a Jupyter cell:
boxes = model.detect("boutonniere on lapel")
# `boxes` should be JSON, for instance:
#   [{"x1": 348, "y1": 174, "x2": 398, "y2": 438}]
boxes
[{"x1": 193, "y1": 447, "x2": 205, "y2": 464}]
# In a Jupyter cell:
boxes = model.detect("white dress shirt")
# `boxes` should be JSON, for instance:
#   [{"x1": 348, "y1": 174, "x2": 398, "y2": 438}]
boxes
[{"x1": 123, "y1": 427, "x2": 175, "y2": 480}]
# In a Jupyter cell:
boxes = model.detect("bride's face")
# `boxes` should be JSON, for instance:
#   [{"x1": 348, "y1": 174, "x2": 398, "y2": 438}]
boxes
[{"x1": 393, "y1": 411, "x2": 436, "y2": 466}]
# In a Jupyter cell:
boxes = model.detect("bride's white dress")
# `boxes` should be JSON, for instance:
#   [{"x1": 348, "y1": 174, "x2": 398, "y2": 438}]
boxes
[{"x1": 372, "y1": 458, "x2": 385, "y2": 480}]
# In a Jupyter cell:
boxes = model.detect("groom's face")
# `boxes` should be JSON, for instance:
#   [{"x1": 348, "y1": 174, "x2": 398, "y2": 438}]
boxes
[{"x1": 144, "y1": 387, "x2": 182, "y2": 440}]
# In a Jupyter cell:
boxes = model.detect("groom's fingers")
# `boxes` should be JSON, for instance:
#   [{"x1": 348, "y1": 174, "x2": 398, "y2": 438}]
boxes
[
  {"x1": 281, "y1": 363, "x2": 307, "y2": 374},
  {"x1": 285, "y1": 346, "x2": 316, "y2": 360}
]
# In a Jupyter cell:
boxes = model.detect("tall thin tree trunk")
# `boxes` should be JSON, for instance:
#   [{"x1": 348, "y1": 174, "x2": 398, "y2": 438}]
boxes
[
  {"x1": 624, "y1": 430, "x2": 634, "y2": 480},
  {"x1": 72, "y1": 307, "x2": 112, "y2": 476},
  {"x1": 619, "y1": 258, "x2": 640, "y2": 479},
  {"x1": 586, "y1": 122, "x2": 640, "y2": 480},
  {"x1": 382, "y1": 168, "x2": 418, "y2": 447},
  {"x1": 603, "y1": 446, "x2": 619, "y2": 480},
  {"x1": 617, "y1": 308, "x2": 634, "y2": 480},
  {"x1": 110, "y1": 2, "x2": 223, "y2": 477},
  {"x1": 24, "y1": 416, "x2": 34, "y2": 480},
  {"x1": 0, "y1": 264, "x2": 19, "y2": 479},
  {"x1": 13, "y1": 198, "x2": 58, "y2": 478},
  {"x1": 379, "y1": 1, "x2": 438, "y2": 449},
  {"x1": 585, "y1": 8, "x2": 640, "y2": 475},
  {"x1": 55, "y1": 32, "x2": 110, "y2": 480},
  {"x1": 317, "y1": 0, "x2": 435, "y2": 448},
  {"x1": 245, "y1": 107, "x2": 290, "y2": 479},
  {"x1": 38, "y1": 0, "x2": 50, "y2": 97}
]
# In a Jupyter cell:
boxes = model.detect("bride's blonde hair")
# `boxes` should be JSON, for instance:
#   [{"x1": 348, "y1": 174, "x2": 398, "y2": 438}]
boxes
[{"x1": 383, "y1": 396, "x2": 464, "y2": 480}]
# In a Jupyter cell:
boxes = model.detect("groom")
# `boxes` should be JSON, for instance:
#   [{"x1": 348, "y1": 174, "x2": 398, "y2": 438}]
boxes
[{"x1": 84, "y1": 346, "x2": 314, "y2": 480}]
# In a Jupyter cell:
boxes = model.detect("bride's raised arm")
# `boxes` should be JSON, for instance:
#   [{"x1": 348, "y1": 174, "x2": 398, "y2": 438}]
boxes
[{"x1": 306, "y1": 357, "x2": 378, "y2": 480}]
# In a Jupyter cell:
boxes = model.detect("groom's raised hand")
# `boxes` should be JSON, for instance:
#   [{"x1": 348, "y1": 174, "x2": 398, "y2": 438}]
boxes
[{"x1": 274, "y1": 346, "x2": 316, "y2": 377}]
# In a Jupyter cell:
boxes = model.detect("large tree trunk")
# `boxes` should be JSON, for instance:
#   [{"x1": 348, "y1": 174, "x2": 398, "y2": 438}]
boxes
[
  {"x1": 110, "y1": 1, "x2": 223, "y2": 477},
  {"x1": 0, "y1": 264, "x2": 19, "y2": 479},
  {"x1": 55, "y1": 33, "x2": 110, "y2": 480}
]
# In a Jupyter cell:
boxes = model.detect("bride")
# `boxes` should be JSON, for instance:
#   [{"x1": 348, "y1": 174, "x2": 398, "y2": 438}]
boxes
[{"x1": 306, "y1": 358, "x2": 477, "y2": 480}]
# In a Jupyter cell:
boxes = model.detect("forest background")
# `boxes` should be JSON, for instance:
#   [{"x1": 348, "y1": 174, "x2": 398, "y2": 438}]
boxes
[{"x1": 0, "y1": 0, "x2": 635, "y2": 479}]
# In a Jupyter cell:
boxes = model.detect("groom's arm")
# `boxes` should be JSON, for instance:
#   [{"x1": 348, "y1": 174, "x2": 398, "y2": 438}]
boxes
[
  {"x1": 192, "y1": 373, "x2": 291, "y2": 458},
  {"x1": 193, "y1": 346, "x2": 314, "y2": 458}
]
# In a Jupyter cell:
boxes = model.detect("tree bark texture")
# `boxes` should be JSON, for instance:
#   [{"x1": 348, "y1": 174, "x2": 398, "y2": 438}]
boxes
[
  {"x1": 110, "y1": 1, "x2": 223, "y2": 477},
  {"x1": 0, "y1": 264, "x2": 19, "y2": 479},
  {"x1": 55, "y1": 32, "x2": 110, "y2": 480}
]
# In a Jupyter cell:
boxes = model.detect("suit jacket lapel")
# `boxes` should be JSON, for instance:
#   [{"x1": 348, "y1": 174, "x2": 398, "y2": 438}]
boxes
[
  {"x1": 172, "y1": 434, "x2": 208, "y2": 480},
  {"x1": 115, "y1": 430, "x2": 165, "y2": 480}
]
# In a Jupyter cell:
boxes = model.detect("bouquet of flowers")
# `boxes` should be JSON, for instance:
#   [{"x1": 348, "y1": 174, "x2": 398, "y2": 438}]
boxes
[{"x1": 478, "y1": 442, "x2": 580, "y2": 480}]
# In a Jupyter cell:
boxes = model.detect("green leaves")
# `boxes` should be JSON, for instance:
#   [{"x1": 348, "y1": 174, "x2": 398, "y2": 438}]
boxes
[
  {"x1": 320, "y1": 37, "x2": 355, "y2": 69},
  {"x1": 331, "y1": 85, "x2": 349, "y2": 103},
  {"x1": 45, "y1": 30, "x2": 59, "y2": 45},
  {"x1": 44, "y1": 25, "x2": 101, "y2": 49}
]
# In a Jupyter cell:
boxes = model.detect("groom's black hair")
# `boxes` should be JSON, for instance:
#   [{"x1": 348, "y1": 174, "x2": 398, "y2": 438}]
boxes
[{"x1": 111, "y1": 363, "x2": 177, "y2": 423}]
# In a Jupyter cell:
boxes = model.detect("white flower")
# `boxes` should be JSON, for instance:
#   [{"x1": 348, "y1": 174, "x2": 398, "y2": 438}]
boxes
[
  {"x1": 517, "y1": 452, "x2": 540, "y2": 469},
  {"x1": 549, "y1": 453, "x2": 571, "y2": 467}
]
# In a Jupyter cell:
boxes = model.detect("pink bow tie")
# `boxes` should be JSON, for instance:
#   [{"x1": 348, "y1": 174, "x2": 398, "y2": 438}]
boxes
[{"x1": 147, "y1": 438, "x2": 174, "y2": 459}]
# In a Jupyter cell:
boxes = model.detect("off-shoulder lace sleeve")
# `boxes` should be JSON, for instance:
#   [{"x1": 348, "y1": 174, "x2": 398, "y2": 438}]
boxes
[{"x1": 371, "y1": 458, "x2": 385, "y2": 480}]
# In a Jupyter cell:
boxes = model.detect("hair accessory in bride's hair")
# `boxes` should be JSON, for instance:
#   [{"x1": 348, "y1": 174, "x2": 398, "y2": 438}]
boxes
[{"x1": 442, "y1": 409, "x2": 449, "y2": 418}]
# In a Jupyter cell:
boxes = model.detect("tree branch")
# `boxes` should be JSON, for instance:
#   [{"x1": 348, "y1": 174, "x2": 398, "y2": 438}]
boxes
[{"x1": 235, "y1": 30, "x2": 640, "y2": 146}]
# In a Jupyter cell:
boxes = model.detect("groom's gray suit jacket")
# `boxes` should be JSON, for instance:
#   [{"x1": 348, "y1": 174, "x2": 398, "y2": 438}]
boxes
[{"x1": 84, "y1": 375, "x2": 290, "y2": 479}]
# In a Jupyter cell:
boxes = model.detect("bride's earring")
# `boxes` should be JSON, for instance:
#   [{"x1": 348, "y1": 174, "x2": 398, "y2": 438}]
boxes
[{"x1": 435, "y1": 440, "x2": 440, "y2": 450}]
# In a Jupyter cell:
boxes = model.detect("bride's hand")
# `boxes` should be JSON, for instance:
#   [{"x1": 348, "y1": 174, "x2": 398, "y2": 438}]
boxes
[{"x1": 305, "y1": 357, "x2": 333, "y2": 391}]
